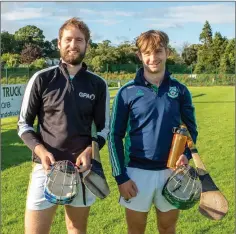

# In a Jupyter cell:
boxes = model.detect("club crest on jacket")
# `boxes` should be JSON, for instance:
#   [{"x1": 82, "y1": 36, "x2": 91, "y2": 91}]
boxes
[{"x1": 168, "y1": 86, "x2": 179, "y2": 98}]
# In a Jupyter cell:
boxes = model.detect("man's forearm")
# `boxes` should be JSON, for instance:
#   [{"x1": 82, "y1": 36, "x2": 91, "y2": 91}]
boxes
[{"x1": 20, "y1": 131, "x2": 44, "y2": 151}]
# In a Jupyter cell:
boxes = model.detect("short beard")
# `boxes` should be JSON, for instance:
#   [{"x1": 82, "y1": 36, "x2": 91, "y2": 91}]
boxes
[
  {"x1": 144, "y1": 63, "x2": 165, "y2": 74},
  {"x1": 60, "y1": 48, "x2": 86, "y2": 66},
  {"x1": 144, "y1": 65, "x2": 160, "y2": 74}
]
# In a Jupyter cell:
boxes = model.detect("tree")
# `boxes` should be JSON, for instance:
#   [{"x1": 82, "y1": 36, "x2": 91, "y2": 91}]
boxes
[
  {"x1": 30, "y1": 58, "x2": 47, "y2": 69},
  {"x1": 116, "y1": 41, "x2": 138, "y2": 64},
  {"x1": 89, "y1": 40, "x2": 98, "y2": 49},
  {"x1": 20, "y1": 44, "x2": 42, "y2": 64},
  {"x1": 42, "y1": 40, "x2": 53, "y2": 57},
  {"x1": 42, "y1": 40, "x2": 60, "y2": 58},
  {"x1": 85, "y1": 40, "x2": 120, "y2": 71},
  {"x1": 194, "y1": 49, "x2": 208, "y2": 73},
  {"x1": 49, "y1": 38, "x2": 60, "y2": 58},
  {"x1": 209, "y1": 32, "x2": 227, "y2": 73},
  {"x1": 181, "y1": 44, "x2": 200, "y2": 66},
  {"x1": 219, "y1": 39, "x2": 235, "y2": 73},
  {"x1": 199, "y1": 21, "x2": 212, "y2": 46},
  {"x1": 1, "y1": 53, "x2": 20, "y2": 67},
  {"x1": 167, "y1": 45, "x2": 183, "y2": 65},
  {"x1": 51, "y1": 38, "x2": 58, "y2": 50},
  {"x1": 14, "y1": 25, "x2": 45, "y2": 48},
  {"x1": 194, "y1": 21, "x2": 214, "y2": 73},
  {"x1": 1, "y1": 31, "x2": 17, "y2": 54}
]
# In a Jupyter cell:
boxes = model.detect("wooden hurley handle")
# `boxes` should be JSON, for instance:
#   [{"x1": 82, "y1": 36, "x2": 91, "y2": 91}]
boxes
[
  {"x1": 92, "y1": 141, "x2": 101, "y2": 163},
  {"x1": 91, "y1": 121, "x2": 101, "y2": 162},
  {"x1": 183, "y1": 126, "x2": 208, "y2": 176},
  {"x1": 191, "y1": 153, "x2": 208, "y2": 176}
]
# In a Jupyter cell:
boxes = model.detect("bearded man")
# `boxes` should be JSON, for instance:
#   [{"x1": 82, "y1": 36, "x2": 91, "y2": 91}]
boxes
[{"x1": 17, "y1": 17, "x2": 110, "y2": 234}]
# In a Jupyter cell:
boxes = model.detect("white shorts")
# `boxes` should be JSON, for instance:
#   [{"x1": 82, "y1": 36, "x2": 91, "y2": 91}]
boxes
[
  {"x1": 26, "y1": 163, "x2": 96, "y2": 211},
  {"x1": 119, "y1": 167, "x2": 177, "y2": 212}
]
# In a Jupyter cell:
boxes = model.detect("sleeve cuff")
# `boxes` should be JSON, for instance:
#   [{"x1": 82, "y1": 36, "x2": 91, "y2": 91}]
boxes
[
  {"x1": 21, "y1": 131, "x2": 43, "y2": 151},
  {"x1": 97, "y1": 135, "x2": 106, "y2": 150},
  {"x1": 115, "y1": 173, "x2": 130, "y2": 185},
  {"x1": 183, "y1": 147, "x2": 192, "y2": 160}
]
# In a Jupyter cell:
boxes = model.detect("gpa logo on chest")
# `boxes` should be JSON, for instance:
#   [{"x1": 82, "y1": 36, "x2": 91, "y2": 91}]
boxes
[
  {"x1": 168, "y1": 86, "x2": 179, "y2": 98},
  {"x1": 79, "y1": 92, "x2": 95, "y2": 100}
]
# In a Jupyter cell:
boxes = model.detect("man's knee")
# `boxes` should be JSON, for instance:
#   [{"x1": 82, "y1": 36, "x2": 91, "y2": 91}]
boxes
[
  {"x1": 157, "y1": 209, "x2": 179, "y2": 234},
  {"x1": 126, "y1": 209, "x2": 147, "y2": 234},
  {"x1": 127, "y1": 221, "x2": 146, "y2": 234},
  {"x1": 65, "y1": 206, "x2": 90, "y2": 234},
  {"x1": 66, "y1": 220, "x2": 86, "y2": 234},
  {"x1": 158, "y1": 224, "x2": 176, "y2": 234}
]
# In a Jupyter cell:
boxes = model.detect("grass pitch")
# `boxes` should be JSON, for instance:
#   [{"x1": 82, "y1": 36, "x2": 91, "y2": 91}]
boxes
[{"x1": 1, "y1": 86, "x2": 235, "y2": 234}]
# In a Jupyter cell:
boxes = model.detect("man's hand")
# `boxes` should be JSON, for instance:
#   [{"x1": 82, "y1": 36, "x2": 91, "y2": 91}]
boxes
[
  {"x1": 34, "y1": 144, "x2": 55, "y2": 171},
  {"x1": 118, "y1": 180, "x2": 138, "y2": 201},
  {"x1": 76, "y1": 146, "x2": 92, "y2": 173},
  {"x1": 176, "y1": 154, "x2": 189, "y2": 167}
]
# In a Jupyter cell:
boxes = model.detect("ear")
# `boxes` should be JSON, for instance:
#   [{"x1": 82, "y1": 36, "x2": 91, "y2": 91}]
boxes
[
  {"x1": 86, "y1": 41, "x2": 90, "y2": 50},
  {"x1": 58, "y1": 39, "x2": 61, "y2": 50},
  {"x1": 136, "y1": 51, "x2": 142, "y2": 61},
  {"x1": 166, "y1": 48, "x2": 170, "y2": 57}
]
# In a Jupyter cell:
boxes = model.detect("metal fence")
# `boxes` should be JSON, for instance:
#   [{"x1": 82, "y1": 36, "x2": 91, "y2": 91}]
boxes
[
  {"x1": 1, "y1": 65, "x2": 235, "y2": 86},
  {"x1": 1, "y1": 64, "x2": 191, "y2": 80}
]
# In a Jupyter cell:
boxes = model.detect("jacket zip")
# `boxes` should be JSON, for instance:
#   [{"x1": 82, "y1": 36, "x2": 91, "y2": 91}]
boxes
[
  {"x1": 60, "y1": 66, "x2": 81, "y2": 125},
  {"x1": 69, "y1": 78, "x2": 81, "y2": 124}
]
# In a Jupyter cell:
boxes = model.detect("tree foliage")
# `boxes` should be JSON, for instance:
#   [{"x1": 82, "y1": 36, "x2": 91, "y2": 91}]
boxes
[
  {"x1": 182, "y1": 44, "x2": 199, "y2": 66},
  {"x1": 219, "y1": 39, "x2": 235, "y2": 73},
  {"x1": 20, "y1": 44, "x2": 42, "y2": 64},
  {"x1": 1, "y1": 21, "x2": 235, "y2": 74},
  {"x1": 199, "y1": 21, "x2": 212, "y2": 46},
  {"x1": 1, "y1": 53, "x2": 20, "y2": 67},
  {"x1": 29, "y1": 58, "x2": 47, "y2": 69},
  {"x1": 14, "y1": 25, "x2": 45, "y2": 46},
  {"x1": 1, "y1": 31, "x2": 17, "y2": 54}
]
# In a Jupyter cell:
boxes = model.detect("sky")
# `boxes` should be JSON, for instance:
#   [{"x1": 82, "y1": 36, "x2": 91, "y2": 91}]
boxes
[{"x1": 1, "y1": 2, "x2": 235, "y2": 52}]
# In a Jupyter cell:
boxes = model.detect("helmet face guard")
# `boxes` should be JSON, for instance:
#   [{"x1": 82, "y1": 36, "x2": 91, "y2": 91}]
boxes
[
  {"x1": 162, "y1": 165, "x2": 202, "y2": 210},
  {"x1": 44, "y1": 160, "x2": 79, "y2": 205}
]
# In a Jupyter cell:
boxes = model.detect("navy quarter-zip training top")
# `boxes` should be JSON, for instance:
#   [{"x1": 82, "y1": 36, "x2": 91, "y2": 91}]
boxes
[
  {"x1": 17, "y1": 62, "x2": 110, "y2": 164},
  {"x1": 108, "y1": 68, "x2": 198, "y2": 185}
]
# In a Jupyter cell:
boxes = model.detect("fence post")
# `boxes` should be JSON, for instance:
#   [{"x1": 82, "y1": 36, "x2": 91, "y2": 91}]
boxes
[
  {"x1": 215, "y1": 70, "x2": 218, "y2": 85},
  {"x1": 106, "y1": 64, "x2": 109, "y2": 80},
  {"x1": 6, "y1": 67, "x2": 8, "y2": 84},
  {"x1": 28, "y1": 65, "x2": 30, "y2": 80}
]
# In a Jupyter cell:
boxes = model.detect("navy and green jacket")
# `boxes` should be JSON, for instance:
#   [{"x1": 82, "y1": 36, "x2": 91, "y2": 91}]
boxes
[{"x1": 108, "y1": 68, "x2": 198, "y2": 185}]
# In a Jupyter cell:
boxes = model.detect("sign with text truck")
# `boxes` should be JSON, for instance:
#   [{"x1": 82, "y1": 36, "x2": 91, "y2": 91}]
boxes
[{"x1": 1, "y1": 84, "x2": 26, "y2": 118}]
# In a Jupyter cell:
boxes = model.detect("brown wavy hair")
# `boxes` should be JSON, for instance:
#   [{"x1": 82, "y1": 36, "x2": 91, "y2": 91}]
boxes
[
  {"x1": 59, "y1": 17, "x2": 90, "y2": 43},
  {"x1": 136, "y1": 30, "x2": 169, "y2": 54}
]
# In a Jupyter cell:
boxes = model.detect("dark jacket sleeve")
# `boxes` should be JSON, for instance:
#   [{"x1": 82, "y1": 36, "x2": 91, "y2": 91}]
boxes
[
  {"x1": 108, "y1": 88, "x2": 130, "y2": 185},
  {"x1": 17, "y1": 74, "x2": 43, "y2": 151},
  {"x1": 93, "y1": 79, "x2": 110, "y2": 149},
  {"x1": 180, "y1": 86, "x2": 198, "y2": 160}
]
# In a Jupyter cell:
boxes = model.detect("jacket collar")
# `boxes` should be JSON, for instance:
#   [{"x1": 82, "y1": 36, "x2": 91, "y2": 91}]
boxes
[
  {"x1": 59, "y1": 60, "x2": 87, "y2": 79},
  {"x1": 134, "y1": 67, "x2": 171, "y2": 87}
]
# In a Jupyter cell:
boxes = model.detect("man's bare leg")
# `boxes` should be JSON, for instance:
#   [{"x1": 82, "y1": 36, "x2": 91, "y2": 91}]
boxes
[
  {"x1": 64, "y1": 206, "x2": 90, "y2": 234},
  {"x1": 126, "y1": 208, "x2": 148, "y2": 234},
  {"x1": 25, "y1": 205, "x2": 58, "y2": 234},
  {"x1": 156, "y1": 208, "x2": 179, "y2": 234}
]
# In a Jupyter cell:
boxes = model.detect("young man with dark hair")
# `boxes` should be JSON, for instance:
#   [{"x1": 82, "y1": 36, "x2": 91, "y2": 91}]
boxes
[
  {"x1": 18, "y1": 17, "x2": 110, "y2": 234},
  {"x1": 108, "y1": 30, "x2": 198, "y2": 234}
]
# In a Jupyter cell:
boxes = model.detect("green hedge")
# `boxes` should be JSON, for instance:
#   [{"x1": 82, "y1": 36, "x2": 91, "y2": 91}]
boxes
[
  {"x1": 173, "y1": 74, "x2": 235, "y2": 86},
  {"x1": 1, "y1": 72, "x2": 234, "y2": 86}
]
